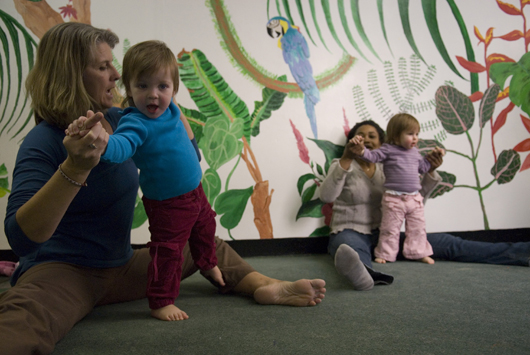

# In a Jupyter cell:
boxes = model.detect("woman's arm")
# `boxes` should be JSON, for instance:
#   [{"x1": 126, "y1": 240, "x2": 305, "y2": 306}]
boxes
[
  {"x1": 14, "y1": 113, "x2": 107, "y2": 243},
  {"x1": 320, "y1": 159, "x2": 350, "y2": 203}
]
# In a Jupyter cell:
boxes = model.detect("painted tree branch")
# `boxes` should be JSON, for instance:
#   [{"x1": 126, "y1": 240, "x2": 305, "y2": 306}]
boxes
[
  {"x1": 14, "y1": 0, "x2": 92, "y2": 39},
  {"x1": 241, "y1": 137, "x2": 274, "y2": 239}
]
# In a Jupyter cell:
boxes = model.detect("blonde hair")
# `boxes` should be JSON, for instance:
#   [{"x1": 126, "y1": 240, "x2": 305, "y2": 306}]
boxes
[
  {"x1": 385, "y1": 113, "x2": 420, "y2": 145},
  {"x1": 121, "y1": 40, "x2": 179, "y2": 108},
  {"x1": 25, "y1": 22, "x2": 119, "y2": 129}
]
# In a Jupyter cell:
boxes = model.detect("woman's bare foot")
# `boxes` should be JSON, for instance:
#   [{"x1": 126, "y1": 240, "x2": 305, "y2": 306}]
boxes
[
  {"x1": 374, "y1": 257, "x2": 387, "y2": 264},
  {"x1": 419, "y1": 256, "x2": 435, "y2": 264},
  {"x1": 253, "y1": 279, "x2": 326, "y2": 307},
  {"x1": 151, "y1": 304, "x2": 189, "y2": 321}
]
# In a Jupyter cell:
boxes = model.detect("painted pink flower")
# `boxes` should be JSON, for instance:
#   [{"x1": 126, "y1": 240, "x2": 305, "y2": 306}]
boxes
[
  {"x1": 290, "y1": 119, "x2": 310, "y2": 165},
  {"x1": 342, "y1": 108, "x2": 350, "y2": 137},
  {"x1": 321, "y1": 203, "x2": 333, "y2": 226}
]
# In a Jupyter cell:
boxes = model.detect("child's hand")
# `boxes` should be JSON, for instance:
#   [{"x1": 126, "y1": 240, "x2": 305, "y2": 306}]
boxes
[
  {"x1": 65, "y1": 111, "x2": 103, "y2": 137},
  {"x1": 201, "y1": 266, "x2": 225, "y2": 287}
]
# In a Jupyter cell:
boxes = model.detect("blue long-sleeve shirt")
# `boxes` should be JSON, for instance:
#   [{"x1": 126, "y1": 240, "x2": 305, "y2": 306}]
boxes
[{"x1": 102, "y1": 101, "x2": 202, "y2": 201}]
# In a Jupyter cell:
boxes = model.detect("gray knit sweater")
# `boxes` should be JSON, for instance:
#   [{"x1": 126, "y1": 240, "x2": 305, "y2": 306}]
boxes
[{"x1": 320, "y1": 158, "x2": 441, "y2": 235}]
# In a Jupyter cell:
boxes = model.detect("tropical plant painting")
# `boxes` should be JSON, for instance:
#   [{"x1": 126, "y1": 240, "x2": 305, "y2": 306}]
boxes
[{"x1": 0, "y1": 0, "x2": 528, "y2": 249}]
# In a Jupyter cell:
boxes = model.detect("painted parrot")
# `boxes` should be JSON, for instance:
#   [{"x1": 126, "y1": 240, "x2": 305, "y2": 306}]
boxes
[{"x1": 267, "y1": 16, "x2": 320, "y2": 139}]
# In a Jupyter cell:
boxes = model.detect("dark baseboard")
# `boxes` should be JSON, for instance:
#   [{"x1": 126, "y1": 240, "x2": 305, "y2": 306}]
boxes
[{"x1": 1, "y1": 228, "x2": 529, "y2": 261}]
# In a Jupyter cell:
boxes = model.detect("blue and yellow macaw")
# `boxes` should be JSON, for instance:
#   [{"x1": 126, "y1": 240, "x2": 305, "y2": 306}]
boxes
[{"x1": 267, "y1": 16, "x2": 320, "y2": 139}]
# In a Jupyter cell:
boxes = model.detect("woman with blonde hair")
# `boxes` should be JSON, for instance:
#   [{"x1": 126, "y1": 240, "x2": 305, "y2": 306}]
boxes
[{"x1": 1, "y1": 22, "x2": 325, "y2": 355}]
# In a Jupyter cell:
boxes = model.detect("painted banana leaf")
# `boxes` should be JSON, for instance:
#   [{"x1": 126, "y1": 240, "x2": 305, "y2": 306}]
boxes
[
  {"x1": 177, "y1": 48, "x2": 287, "y2": 232},
  {"x1": 177, "y1": 49, "x2": 249, "y2": 172},
  {"x1": 0, "y1": 9, "x2": 37, "y2": 139},
  {"x1": 269, "y1": 0, "x2": 478, "y2": 92}
]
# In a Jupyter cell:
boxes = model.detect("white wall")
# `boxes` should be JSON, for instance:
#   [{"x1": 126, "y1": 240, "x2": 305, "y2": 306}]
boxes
[{"x1": 0, "y1": 0, "x2": 529, "y2": 250}]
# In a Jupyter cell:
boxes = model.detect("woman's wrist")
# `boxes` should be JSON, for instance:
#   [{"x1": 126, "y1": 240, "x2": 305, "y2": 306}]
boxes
[
  {"x1": 60, "y1": 158, "x2": 91, "y2": 186},
  {"x1": 339, "y1": 157, "x2": 353, "y2": 170}
]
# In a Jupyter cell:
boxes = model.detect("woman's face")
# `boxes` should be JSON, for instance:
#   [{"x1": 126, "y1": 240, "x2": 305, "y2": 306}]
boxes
[
  {"x1": 354, "y1": 124, "x2": 382, "y2": 150},
  {"x1": 83, "y1": 42, "x2": 120, "y2": 110}
]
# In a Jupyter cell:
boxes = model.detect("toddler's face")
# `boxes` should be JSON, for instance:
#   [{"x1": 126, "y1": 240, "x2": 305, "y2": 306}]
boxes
[
  {"x1": 399, "y1": 127, "x2": 419, "y2": 150},
  {"x1": 128, "y1": 68, "x2": 175, "y2": 119}
]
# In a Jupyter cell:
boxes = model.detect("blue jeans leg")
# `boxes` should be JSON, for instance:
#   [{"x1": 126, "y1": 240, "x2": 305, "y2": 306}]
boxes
[
  {"x1": 428, "y1": 233, "x2": 530, "y2": 266},
  {"x1": 328, "y1": 229, "x2": 394, "y2": 285},
  {"x1": 328, "y1": 229, "x2": 375, "y2": 268}
]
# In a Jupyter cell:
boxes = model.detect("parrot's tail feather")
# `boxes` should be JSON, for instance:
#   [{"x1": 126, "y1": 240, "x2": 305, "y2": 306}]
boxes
[{"x1": 304, "y1": 95, "x2": 318, "y2": 139}]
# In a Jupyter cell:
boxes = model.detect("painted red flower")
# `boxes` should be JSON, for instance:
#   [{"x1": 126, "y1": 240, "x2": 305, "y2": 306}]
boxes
[
  {"x1": 59, "y1": 4, "x2": 78, "y2": 20},
  {"x1": 290, "y1": 119, "x2": 310, "y2": 165},
  {"x1": 514, "y1": 115, "x2": 530, "y2": 171},
  {"x1": 321, "y1": 203, "x2": 333, "y2": 226}
]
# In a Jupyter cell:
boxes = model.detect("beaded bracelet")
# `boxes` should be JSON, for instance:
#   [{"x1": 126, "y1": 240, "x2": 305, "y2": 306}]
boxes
[{"x1": 58, "y1": 164, "x2": 87, "y2": 187}]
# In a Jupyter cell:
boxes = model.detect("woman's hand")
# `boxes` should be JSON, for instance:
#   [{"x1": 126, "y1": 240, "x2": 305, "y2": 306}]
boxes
[
  {"x1": 426, "y1": 147, "x2": 445, "y2": 174},
  {"x1": 340, "y1": 136, "x2": 365, "y2": 169},
  {"x1": 63, "y1": 110, "x2": 109, "y2": 171}
]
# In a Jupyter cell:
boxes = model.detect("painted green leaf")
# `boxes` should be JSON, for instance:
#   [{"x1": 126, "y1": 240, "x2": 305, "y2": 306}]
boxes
[
  {"x1": 199, "y1": 116, "x2": 244, "y2": 171},
  {"x1": 435, "y1": 85, "x2": 475, "y2": 135},
  {"x1": 338, "y1": 0, "x2": 371, "y2": 63},
  {"x1": 296, "y1": 198, "x2": 325, "y2": 220},
  {"x1": 0, "y1": 163, "x2": 10, "y2": 198},
  {"x1": 250, "y1": 75, "x2": 288, "y2": 137},
  {"x1": 445, "y1": 0, "x2": 479, "y2": 93},
  {"x1": 417, "y1": 139, "x2": 445, "y2": 157},
  {"x1": 350, "y1": 0, "x2": 380, "y2": 62},
  {"x1": 490, "y1": 52, "x2": 530, "y2": 117},
  {"x1": 177, "y1": 49, "x2": 252, "y2": 141},
  {"x1": 131, "y1": 194, "x2": 147, "y2": 229},
  {"x1": 301, "y1": 183, "x2": 317, "y2": 203},
  {"x1": 321, "y1": 0, "x2": 348, "y2": 54},
  {"x1": 309, "y1": 225, "x2": 330, "y2": 237},
  {"x1": 491, "y1": 150, "x2": 520, "y2": 184},
  {"x1": 214, "y1": 186, "x2": 254, "y2": 229},
  {"x1": 294, "y1": 0, "x2": 317, "y2": 46},
  {"x1": 430, "y1": 171, "x2": 455, "y2": 198},
  {"x1": 309, "y1": 0, "x2": 330, "y2": 51},
  {"x1": 377, "y1": 0, "x2": 393, "y2": 56},
  {"x1": 179, "y1": 105, "x2": 206, "y2": 143},
  {"x1": 478, "y1": 84, "x2": 500, "y2": 128},
  {"x1": 398, "y1": 0, "x2": 426, "y2": 64},
  {"x1": 202, "y1": 168, "x2": 222, "y2": 205},
  {"x1": 0, "y1": 10, "x2": 37, "y2": 139},
  {"x1": 309, "y1": 139, "x2": 344, "y2": 173},
  {"x1": 297, "y1": 173, "x2": 316, "y2": 196},
  {"x1": 421, "y1": 0, "x2": 465, "y2": 80}
]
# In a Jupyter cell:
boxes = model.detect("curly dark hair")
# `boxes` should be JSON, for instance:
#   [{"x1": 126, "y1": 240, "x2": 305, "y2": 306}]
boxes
[{"x1": 346, "y1": 120, "x2": 385, "y2": 145}]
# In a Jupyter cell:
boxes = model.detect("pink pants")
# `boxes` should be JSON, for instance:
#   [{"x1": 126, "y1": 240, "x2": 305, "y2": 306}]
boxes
[
  {"x1": 142, "y1": 183, "x2": 217, "y2": 310},
  {"x1": 374, "y1": 192, "x2": 433, "y2": 262}
]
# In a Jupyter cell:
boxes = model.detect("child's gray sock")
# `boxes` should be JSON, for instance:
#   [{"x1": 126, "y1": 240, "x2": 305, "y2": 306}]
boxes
[{"x1": 334, "y1": 244, "x2": 374, "y2": 291}]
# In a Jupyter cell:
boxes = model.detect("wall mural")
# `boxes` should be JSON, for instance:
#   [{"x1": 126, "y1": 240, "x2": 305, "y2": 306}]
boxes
[{"x1": 0, "y1": 0, "x2": 529, "y2": 245}]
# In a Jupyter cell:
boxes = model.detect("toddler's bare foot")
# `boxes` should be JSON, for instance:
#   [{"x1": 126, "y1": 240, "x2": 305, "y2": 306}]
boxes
[
  {"x1": 253, "y1": 279, "x2": 326, "y2": 307},
  {"x1": 151, "y1": 304, "x2": 189, "y2": 321},
  {"x1": 201, "y1": 265, "x2": 225, "y2": 286},
  {"x1": 419, "y1": 256, "x2": 435, "y2": 264},
  {"x1": 374, "y1": 257, "x2": 387, "y2": 264}
]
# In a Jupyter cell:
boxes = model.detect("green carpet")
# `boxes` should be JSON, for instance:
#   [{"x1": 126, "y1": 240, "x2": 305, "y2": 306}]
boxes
[{"x1": 2, "y1": 255, "x2": 529, "y2": 354}]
